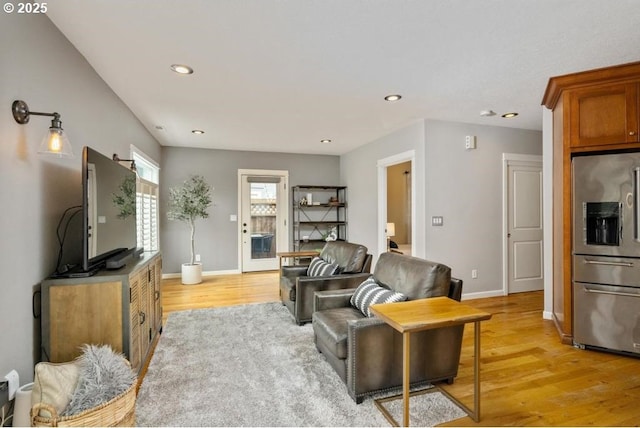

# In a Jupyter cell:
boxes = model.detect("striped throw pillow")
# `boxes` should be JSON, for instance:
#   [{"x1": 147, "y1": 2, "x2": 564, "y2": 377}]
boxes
[
  {"x1": 350, "y1": 276, "x2": 408, "y2": 317},
  {"x1": 307, "y1": 257, "x2": 338, "y2": 277}
]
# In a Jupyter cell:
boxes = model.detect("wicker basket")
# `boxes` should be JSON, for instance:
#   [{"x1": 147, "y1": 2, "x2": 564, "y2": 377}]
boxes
[{"x1": 30, "y1": 381, "x2": 136, "y2": 427}]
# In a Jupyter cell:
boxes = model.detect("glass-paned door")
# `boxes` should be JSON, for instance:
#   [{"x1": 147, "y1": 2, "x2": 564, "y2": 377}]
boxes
[{"x1": 240, "y1": 171, "x2": 288, "y2": 272}]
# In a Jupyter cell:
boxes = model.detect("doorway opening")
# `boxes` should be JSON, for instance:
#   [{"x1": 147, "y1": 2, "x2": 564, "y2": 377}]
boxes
[
  {"x1": 386, "y1": 162, "x2": 412, "y2": 255},
  {"x1": 377, "y1": 151, "x2": 416, "y2": 257}
]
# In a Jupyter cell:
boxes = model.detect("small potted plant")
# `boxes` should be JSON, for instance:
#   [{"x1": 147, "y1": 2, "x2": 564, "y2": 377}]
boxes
[{"x1": 167, "y1": 175, "x2": 212, "y2": 284}]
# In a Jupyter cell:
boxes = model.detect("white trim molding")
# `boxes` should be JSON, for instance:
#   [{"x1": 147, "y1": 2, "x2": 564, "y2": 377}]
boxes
[{"x1": 377, "y1": 150, "x2": 417, "y2": 258}]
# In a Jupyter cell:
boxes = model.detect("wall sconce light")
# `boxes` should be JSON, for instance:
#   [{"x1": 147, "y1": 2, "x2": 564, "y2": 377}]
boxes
[
  {"x1": 11, "y1": 100, "x2": 74, "y2": 158},
  {"x1": 112, "y1": 153, "x2": 137, "y2": 172}
]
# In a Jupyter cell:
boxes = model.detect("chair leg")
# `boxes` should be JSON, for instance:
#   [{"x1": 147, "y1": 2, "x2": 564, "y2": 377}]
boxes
[{"x1": 446, "y1": 377, "x2": 455, "y2": 385}]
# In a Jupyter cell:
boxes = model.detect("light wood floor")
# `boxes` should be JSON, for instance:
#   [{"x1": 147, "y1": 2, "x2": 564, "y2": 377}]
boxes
[{"x1": 160, "y1": 272, "x2": 640, "y2": 426}]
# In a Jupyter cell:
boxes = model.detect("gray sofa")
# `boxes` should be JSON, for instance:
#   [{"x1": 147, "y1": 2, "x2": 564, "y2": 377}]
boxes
[
  {"x1": 311, "y1": 252, "x2": 464, "y2": 403},
  {"x1": 279, "y1": 241, "x2": 372, "y2": 325}
]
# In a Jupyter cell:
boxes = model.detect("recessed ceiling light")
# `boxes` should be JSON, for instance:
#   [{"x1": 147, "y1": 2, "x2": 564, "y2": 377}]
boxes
[
  {"x1": 170, "y1": 64, "x2": 194, "y2": 75},
  {"x1": 320, "y1": 139, "x2": 332, "y2": 144},
  {"x1": 384, "y1": 94, "x2": 402, "y2": 102},
  {"x1": 192, "y1": 129, "x2": 205, "y2": 134},
  {"x1": 501, "y1": 112, "x2": 519, "y2": 118}
]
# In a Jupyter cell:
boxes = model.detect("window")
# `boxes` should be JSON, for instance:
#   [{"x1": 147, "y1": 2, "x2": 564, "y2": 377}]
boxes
[
  {"x1": 132, "y1": 146, "x2": 160, "y2": 252},
  {"x1": 137, "y1": 178, "x2": 159, "y2": 252},
  {"x1": 132, "y1": 146, "x2": 159, "y2": 184}
]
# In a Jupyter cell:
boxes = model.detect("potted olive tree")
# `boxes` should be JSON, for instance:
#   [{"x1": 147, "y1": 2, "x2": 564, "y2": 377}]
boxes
[{"x1": 167, "y1": 175, "x2": 212, "y2": 284}]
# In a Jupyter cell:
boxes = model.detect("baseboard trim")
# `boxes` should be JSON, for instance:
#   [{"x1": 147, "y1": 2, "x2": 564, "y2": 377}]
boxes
[
  {"x1": 162, "y1": 269, "x2": 242, "y2": 279},
  {"x1": 460, "y1": 289, "x2": 505, "y2": 300},
  {"x1": 542, "y1": 310, "x2": 553, "y2": 320}
]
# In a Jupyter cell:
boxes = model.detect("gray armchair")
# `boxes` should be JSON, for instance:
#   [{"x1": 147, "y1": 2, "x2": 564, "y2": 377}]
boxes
[
  {"x1": 279, "y1": 241, "x2": 372, "y2": 325},
  {"x1": 311, "y1": 252, "x2": 463, "y2": 403}
]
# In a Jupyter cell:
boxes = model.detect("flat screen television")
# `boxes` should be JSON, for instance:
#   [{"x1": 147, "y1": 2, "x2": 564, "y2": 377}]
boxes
[{"x1": 82, "y1": 146, "x2": 141, "y2": 273}]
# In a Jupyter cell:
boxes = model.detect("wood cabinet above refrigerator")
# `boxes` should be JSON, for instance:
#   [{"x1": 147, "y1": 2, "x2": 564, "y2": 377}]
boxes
[
  {"x1": 568, "y1": 83, "x2": 639, "y2": 148},
  {"x1": 542, "y1": 61, "x2": 640, "y2": 344}
]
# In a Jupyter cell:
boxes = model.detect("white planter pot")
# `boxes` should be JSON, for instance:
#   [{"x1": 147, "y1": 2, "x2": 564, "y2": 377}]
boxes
[{"x1": 181, "y1": 263, "x2": 202, "y2": 285}]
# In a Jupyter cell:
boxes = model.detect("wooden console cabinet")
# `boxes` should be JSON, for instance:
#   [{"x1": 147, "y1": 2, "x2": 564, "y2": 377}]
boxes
[
  {"x1": 542, "y1": 61, "x2": 640, "y2": 343},
  {"x1": 40, "y1": 252, "x2": 162, "y2": 373}
]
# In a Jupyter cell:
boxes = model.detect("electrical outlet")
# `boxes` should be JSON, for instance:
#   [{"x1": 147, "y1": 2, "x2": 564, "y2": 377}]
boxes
[
  {"x1": 471, "y1": 269, "x2": 478, "y2": 279},
  {"x1": 4, "y1": 370, "x2": 18, "y2": 400},
  {"x1": 195, "y1": 254, "x2": 201, "y2": 262}
]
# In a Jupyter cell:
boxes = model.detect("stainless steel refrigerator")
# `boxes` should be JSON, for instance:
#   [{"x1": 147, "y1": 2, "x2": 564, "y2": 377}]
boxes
[{"x1": 573, "y1": 152, "x2": 640, "y2": 355}]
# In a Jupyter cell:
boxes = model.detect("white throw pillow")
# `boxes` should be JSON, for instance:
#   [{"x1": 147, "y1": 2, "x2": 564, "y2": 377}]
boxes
[{"x1": 32, "y1": 361, "x2": 80, "y2": 418}]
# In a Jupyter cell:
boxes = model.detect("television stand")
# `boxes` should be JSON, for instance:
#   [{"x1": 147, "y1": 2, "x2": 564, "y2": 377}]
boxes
[{"x1": 41, "y1": 253, "x2": 162, "y2": 374}]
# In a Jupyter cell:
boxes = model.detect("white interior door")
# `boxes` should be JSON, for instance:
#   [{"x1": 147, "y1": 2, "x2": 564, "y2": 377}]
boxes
[
  {"x1": 506, "y1": 158, "x2": 544, "y2": 293},
  {"x1": 239, "y1": 171, "x2": 288, "y2": 272}
]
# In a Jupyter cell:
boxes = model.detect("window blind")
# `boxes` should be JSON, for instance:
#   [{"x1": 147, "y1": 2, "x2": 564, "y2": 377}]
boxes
[{"x1": 137, "y1": 178, "x2": 159, "y2": 252}]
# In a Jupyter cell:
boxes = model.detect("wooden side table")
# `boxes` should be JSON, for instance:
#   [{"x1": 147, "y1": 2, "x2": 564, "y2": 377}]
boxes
[{"x1": 369, "y1": 297, "x2": 492, "y2": 427}]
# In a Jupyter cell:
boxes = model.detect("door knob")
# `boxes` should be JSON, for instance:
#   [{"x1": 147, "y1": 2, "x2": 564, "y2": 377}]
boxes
[
  {"x1": 630, "y1": 131, "x2": 637, "y2": 136},
  {"x1": 507, "y1": 233, "x2": 511, "y2": 238},
  {"x1": 243, "y1": 223, "x2": 247, "y2": 226},
  {"x1": 243, "y1": 229, "x2": 247, "y2": 233}
]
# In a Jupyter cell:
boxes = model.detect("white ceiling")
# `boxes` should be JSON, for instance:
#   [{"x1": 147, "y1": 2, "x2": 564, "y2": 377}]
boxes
[{"x1": 46, "y1": 0, "x2": 640, "y2": 155}]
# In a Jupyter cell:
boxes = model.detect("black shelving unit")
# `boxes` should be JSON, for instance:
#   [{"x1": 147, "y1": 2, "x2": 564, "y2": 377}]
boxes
[{"x1": 292, "y1": 185, "x2": 347, "y2": 251}]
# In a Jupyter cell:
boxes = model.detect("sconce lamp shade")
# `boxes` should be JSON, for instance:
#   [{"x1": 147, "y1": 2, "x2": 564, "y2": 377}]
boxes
[
  {"x1": 386, "y1": 222, "x2": 396, "y2": 237},
  {"x1": 12, "y1": 100, "x2": 74, "y2": 158},
  {"x1": 39, "y1": 126, "x2": 73, "y2": 158}
]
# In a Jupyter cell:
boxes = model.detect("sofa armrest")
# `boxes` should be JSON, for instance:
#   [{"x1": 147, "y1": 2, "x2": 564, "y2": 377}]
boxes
[
  {"x1": 293, "y1": 272, "x2": 369, "y2": 324},
  {"x1": 347, "y1": 316, "x2": 387, "y2": 331},
  {"x1": 314, "y1": 288, "x2": 357, "y2": 312},
  {"x1": 297, "y1": 272, "x2": 368, "y2": 303},
  {"x1": 281, "y1": 265, "x2": 308, "y2": 280},
  {"x1": 297, "y1": 272, "x2": 369, "y2": 289}
]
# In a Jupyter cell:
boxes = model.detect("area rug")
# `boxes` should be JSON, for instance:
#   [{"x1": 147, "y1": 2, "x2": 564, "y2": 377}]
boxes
[{"x1": 136, "y1": 302, "x2": 466, "y2": 427}]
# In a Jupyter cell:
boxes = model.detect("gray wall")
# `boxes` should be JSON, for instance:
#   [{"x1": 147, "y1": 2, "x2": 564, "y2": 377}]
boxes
[
  {"x1": 161, "y1": 147, "x2": 340, "y2": 273},
  {"x1": 423, "y1": 119, "x2": 542, "y2": 296},
  {"x1": 340, "y1": 119, "x2": 542, "y2": 297},
  {"x1": 340, "y1": 121, "x2": 427, "y2": 258},
  {"x1": 0, "y1": 14, "x2": 161, "y2": 383}
]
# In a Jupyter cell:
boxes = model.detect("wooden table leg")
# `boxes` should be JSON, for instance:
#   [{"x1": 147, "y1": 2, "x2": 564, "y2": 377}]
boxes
[{"x1": 403, "y1": 331, "x2": 411, "y2": 427}]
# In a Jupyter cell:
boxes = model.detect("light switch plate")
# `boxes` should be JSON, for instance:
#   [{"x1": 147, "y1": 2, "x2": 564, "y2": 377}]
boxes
[
  {"x1": 465, "y1": 135, "x2": 476, "y2": 150},
  {"x1": 431, "y1": 216, "x2": 444, "y2": 226}
]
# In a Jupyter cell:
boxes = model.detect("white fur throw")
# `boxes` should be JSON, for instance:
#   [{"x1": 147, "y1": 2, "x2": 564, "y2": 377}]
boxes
[{"x1": 62, "y1": 344, "x2": 136, "y2": 416}]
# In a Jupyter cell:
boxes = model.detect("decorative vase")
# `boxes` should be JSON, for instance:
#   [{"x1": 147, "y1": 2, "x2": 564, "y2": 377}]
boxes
[{"x1": 182, "y1": 263, "x2": 202, "y2": 285}]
